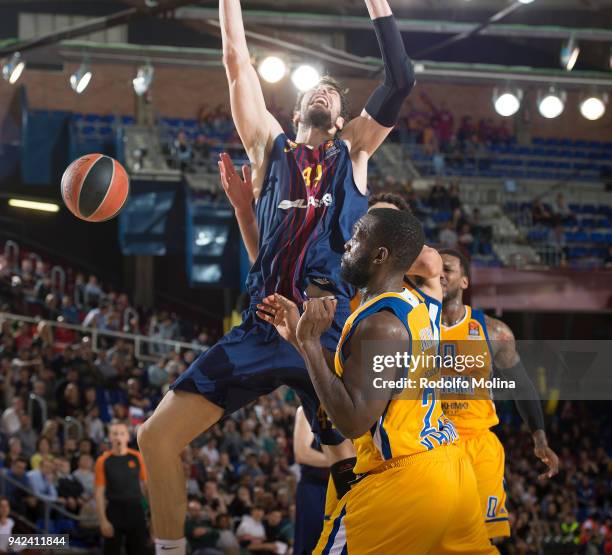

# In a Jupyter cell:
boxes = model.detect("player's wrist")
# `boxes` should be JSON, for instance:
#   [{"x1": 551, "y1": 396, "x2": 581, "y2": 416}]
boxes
[{"x1": 532, "y1": 429, "x2": 548, "y2": 446}]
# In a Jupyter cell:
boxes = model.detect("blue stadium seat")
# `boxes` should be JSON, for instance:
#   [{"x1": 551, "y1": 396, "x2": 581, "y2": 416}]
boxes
[
  {"x1": 532, "y1": 137, "x2": 545, "y2": 145},
  {"x1": 99, "y1": 127, "x2": 113, "y2": 136},
  {"x1": 588, "y1": 141, "x2": 603, "y2": 149},
  {"x1": 574, "y1": 140, "x2": 588, "y2": 148},
  {"x1": 591, "y1": 232, "x2": 605, "y2": 244},
  {"x1": 560, "y1": 138, "x2": 572, "y2": 147},
  {"x1": 84, "y1": 113, "x2": 100, "y2": 123},
  {"x1": 575, "y1": 231, "x2": 589, "y2": 242},
  {"x1": 606, "y1": 233, "x2": 612, "y2": 244},
  {"x1": 99, "y1": 114, "x2": 115, "y2": 124},
  {"x1": 82, "y1": 126, "x2": 96, "y2": 135},
  {"x1": 121, "y1": 115, "x2": 136, "y2": 125},
  {"x1": 583, "y1": 204, "x2": 597, "y2": 214}
]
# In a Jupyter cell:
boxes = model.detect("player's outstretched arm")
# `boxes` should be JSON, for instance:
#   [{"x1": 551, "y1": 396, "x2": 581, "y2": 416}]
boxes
[
  {"x1": 487, "y1": 316, "x2": 560, "y2": 480},
  {"x1": 406, "y1": 246, "x2": 443, "y2": 302},
  {"x1": 296, "y1": 298, "x2": 404, "y2": 439},
  {"x1": 218, "y1": 152, "x2": 259, "y2": 263},
  {"x1": 343, "y1": 0, "x2": 415, "y2": 161},
  {"x1": 220, "y1": 0, "x2": 282, "y2": 172}
]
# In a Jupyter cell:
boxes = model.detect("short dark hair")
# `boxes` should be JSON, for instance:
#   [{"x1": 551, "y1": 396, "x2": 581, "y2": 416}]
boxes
[
  {"x1": 367, "y1": 209, "x2": 425, "y2": 272},
  {"x1": 368, "y1": 192, "x2": 411, "y2": 212},
  {"x1": 438, "y1": 248, "x2": 471, "y2": 280},
  {"x1": 294, "y1": 75, "x2": 350, "y2": 132}
]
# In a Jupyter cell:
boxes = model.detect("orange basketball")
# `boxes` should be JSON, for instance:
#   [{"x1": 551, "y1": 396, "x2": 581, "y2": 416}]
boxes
[{"x1": 61, "y1": 154, "x2": 129, "y2": 222}]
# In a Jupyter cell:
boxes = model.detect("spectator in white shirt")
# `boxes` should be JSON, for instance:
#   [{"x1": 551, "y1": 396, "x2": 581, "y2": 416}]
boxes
[
  {"x1": 1, "y1": 398, "x2": 23, "y2": 436},
  {"x1": 72, "y1": 454, "x2": 95, "y2": 498},
  {"x1": 439, "y1": 221, "x2": 459, "y2": 248},
  {"x1": 236, "y1": 506, "x2": 266, "y2": 547},
  {"x1": 0, "y1": 497, "x2": 15, "y2": 553}
]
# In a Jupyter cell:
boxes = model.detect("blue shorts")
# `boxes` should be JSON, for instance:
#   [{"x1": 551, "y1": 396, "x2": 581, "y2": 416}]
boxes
[
  {"x1": 170, "y1": 298, "x2": 351, "y2": 445},
  {"x1": 294, "y1": 478, "x2": 327, "y2": 555}
]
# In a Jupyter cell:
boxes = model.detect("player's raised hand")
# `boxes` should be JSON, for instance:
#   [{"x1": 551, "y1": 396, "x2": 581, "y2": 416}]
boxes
[
  {"x1": 296, "y1": 297, "x2": 337, "y2": 345},
  {"x1": 256, "y1": 294, "x2": 300, "y2": 346},
  {"x1": 218, "y1": 152, "x2": 253, "y2": 215},
  {"x1": 534, "y1": 441, "x2": 560, "y2": 480}
]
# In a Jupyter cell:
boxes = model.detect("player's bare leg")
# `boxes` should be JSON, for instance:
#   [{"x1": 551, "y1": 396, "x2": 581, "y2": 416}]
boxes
[{"x1": 137, "y1": 391, "x2": 223, "y2": 553}]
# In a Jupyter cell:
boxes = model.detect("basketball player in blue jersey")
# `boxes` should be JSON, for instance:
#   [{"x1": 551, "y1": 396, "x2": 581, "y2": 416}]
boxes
[
  {"x1": 439, "y1": 248, "x2": 559, "y2": 543},
  {"x1": 137, "y1": 1, "x2": 419, "y2": 553}
]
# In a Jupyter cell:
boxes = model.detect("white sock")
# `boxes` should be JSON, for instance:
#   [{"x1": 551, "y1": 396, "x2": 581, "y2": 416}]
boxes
[{"x1": 155, "y1": 537, "x2": 187, "y2": 555}]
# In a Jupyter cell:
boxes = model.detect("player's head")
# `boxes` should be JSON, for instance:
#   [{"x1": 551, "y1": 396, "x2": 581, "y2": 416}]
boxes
[
  {"x1": 293, "y1": 76, "x2": 350, "y2": 135},
  {"x1": 438, "y1": 248, "x2": 470, "y2": 303},
  {"x1": 341, "y1": 208, "x2": 424, "y2": 289},
  {"x1": 368, "y1": 192, "x2": 411, "y2": 212}
]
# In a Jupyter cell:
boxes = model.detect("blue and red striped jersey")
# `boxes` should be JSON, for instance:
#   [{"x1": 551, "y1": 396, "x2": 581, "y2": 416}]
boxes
[{"x1": 246, "y1": 133, "x2": 368, "y2": 304}]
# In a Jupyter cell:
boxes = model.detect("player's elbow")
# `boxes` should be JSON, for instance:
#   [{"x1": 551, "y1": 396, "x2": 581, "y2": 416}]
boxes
[
  {"x1": 389, "y1": 58, "x2": 415, "y2": 98},
  {"x1": 414, "y1": 246, "x2": 443, "y2": 279},
  {"x1": 222, "y1": 49, "x2": 250, "y2": 76},
  {"x1": 335, "y1": 419, "x2": 369, "y2": 440}
]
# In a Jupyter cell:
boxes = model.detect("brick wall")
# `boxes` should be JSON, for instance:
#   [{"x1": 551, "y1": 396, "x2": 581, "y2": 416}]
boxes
[{"x1": 1, "y1": 61, "x2": 610, "y2": 141}]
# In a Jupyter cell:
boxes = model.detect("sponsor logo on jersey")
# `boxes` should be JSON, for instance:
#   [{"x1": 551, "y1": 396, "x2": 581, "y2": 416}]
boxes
[
  {"x1": 278, "y1": 193, "x2": 333, "y2": 210},
  {"x1": 468, "y1": 321, "x2": 480, "y2": 337}
]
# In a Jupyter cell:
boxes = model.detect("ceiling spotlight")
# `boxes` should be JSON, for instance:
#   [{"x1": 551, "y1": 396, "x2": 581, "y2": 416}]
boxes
[
  {"x1": 2, "y1": 52, "x2": 25, "y2": 84},
  {"x1": 560, "y1": 36, "x2": 579, "y2": 71},
  {"x1": 291, "y1": 65, "x2": 320, "y2": 92},
  {"x1": 69, "y1": 62, "x2": 92, "y2": 94},
  {"x1": 538, "y1": 87, "x2": 566, "y2": 119},
  {"x1": 258, "y1": 56, "x2": 286, "y2": 84},
  {"x1": 133, "y1": 63, "x2": 154, "y2": 96},
  {"x1": 493, "y1": 87, "x2": 523, "y2": 117},
  {"x1": 517, "y1": 0, "x2": 535, "y2": 3},
  {"x1": 580, "y1": 94, "x2": 607, "y2": 121}
]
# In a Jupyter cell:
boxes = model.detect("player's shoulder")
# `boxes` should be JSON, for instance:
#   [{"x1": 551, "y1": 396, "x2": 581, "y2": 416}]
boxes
[
  {"x1": 483, "y1": 313, "x2": 515, "y2": 341},
  {"x1": 355, "y1": 309, "x2": 408, "y2": 341}
]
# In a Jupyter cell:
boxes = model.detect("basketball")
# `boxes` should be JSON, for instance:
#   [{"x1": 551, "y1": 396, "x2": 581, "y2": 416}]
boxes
[{"x1": 61, "y1": 153, "x2": 129, "y2": 222}]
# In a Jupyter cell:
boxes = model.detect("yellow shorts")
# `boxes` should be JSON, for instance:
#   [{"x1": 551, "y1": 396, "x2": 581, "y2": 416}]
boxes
[
  {"x1": 315, "y1": 445, "x2": 497, "y2": 555},
  {"x1": 457, "y1": 430, "x2": 510, "y2": 539}
]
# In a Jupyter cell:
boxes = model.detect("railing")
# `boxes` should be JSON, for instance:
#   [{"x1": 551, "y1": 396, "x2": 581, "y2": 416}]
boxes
[
  {"x1": 0, "y1": 312, "x2": 207, "y2": 362},
  {"x1": 0, "y1": 470, "x2": 97, "y2": 534}
]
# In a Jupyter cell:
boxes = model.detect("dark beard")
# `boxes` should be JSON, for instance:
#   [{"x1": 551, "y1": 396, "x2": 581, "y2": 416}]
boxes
[
  {"x1": 304, "y1": 105, "x2": 332, "y2": 130},
  {"x1": 340, "y1": 257, "x2": 371, "y2": 289}
]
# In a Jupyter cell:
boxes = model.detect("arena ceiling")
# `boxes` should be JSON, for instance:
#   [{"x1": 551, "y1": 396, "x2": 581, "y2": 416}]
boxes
[{"x1": 3, "y1": 0, "x2": 612, "y2": 75}]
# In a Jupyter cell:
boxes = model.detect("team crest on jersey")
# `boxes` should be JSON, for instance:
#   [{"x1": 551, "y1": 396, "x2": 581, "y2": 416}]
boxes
[
  {"x1": 284, "y1": 140, "x2": 298, "y2": 152},
  {"x1": 468, "y1": 321, "x2": 480, "y2": 337},
  {"x1": 324, "y1": 140, "x2": 339, "y2": 160}
]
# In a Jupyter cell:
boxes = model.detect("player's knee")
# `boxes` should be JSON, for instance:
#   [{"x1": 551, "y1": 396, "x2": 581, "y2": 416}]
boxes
[{"x1": 137, "y1": 417, "x2": 164, "y2": 454}]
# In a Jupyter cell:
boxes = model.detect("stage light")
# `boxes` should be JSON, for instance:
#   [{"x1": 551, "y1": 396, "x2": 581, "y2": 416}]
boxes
[
  {"x1": 560, "y1": 36, "x2": 579, "y2": 71},
  {"x1": 493, "y1": 88, "x2": 523, "y2": 117},
  {"x1": 518, "y1": 0, "x2": 535, "y2": 4},
  {"x1": 69, "y1": 62, "x2": 92, "y2": 94},
  {"x1": 258, "y1": 56, "x2": 286, "y2": 84},
  {"x1": 8, "y1": 199, "x2": 59, "y2": 213},
  {"x1": 291, "y1": 65, "x2": 320, "y2": 92},
  {"x1": 538, "y1": 88, "x2": 566, "y2": 119},
  {"x1": 580, "y1": 94, "x2": 607, "y2": 121},
  {"x1": 133, "y1": 63, "x2": 154, "y2": 96},
  {"x1": 2, "y1": 52, "x2": 25, "y2": 84}
]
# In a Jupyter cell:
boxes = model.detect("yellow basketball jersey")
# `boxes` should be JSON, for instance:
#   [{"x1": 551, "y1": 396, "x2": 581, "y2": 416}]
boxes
[
  {"x1": 335, "y1": 289, "x2": 457, "y2": 475},
  {"x1": 440, "y1": 305, "x2": 499, "y2": 434}
]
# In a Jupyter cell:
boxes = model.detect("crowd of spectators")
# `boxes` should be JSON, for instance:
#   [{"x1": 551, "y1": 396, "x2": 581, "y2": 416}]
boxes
[
  {"x1": 394, "y1": 92, "x2": 514, "y2": 169},
  {"x1": 369, "y1": 175, "x2": 494, "y2": 259}
]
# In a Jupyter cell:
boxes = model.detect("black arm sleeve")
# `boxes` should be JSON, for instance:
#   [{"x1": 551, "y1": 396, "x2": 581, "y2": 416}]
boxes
[
  {"x1": 495, "y1": 360, "x2": 545, "y2": 432},
  {"x1": 364, "y1": 15, "x2": 415, "y2": 127}
]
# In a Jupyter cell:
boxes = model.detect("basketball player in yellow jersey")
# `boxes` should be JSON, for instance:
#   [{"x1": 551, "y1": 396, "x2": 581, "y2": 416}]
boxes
[
  {"x1": 258, "y1": 209, "x2": 495, "y2": 554},
  {"x1": 439, "y1": 248, "x2": 560, "y2": 541}
]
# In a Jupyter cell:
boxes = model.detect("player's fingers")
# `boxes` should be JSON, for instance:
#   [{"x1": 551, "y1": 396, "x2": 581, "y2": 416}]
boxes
[
  {"x1": 256, "y1": 310, "x2": 275, "y2": 324},
  {"x1": 219, "y1": 152, "x2": 236, "y2": 176},
  {"x1": 242, "y1": 164, "x2": 252, "y2": 184}
]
